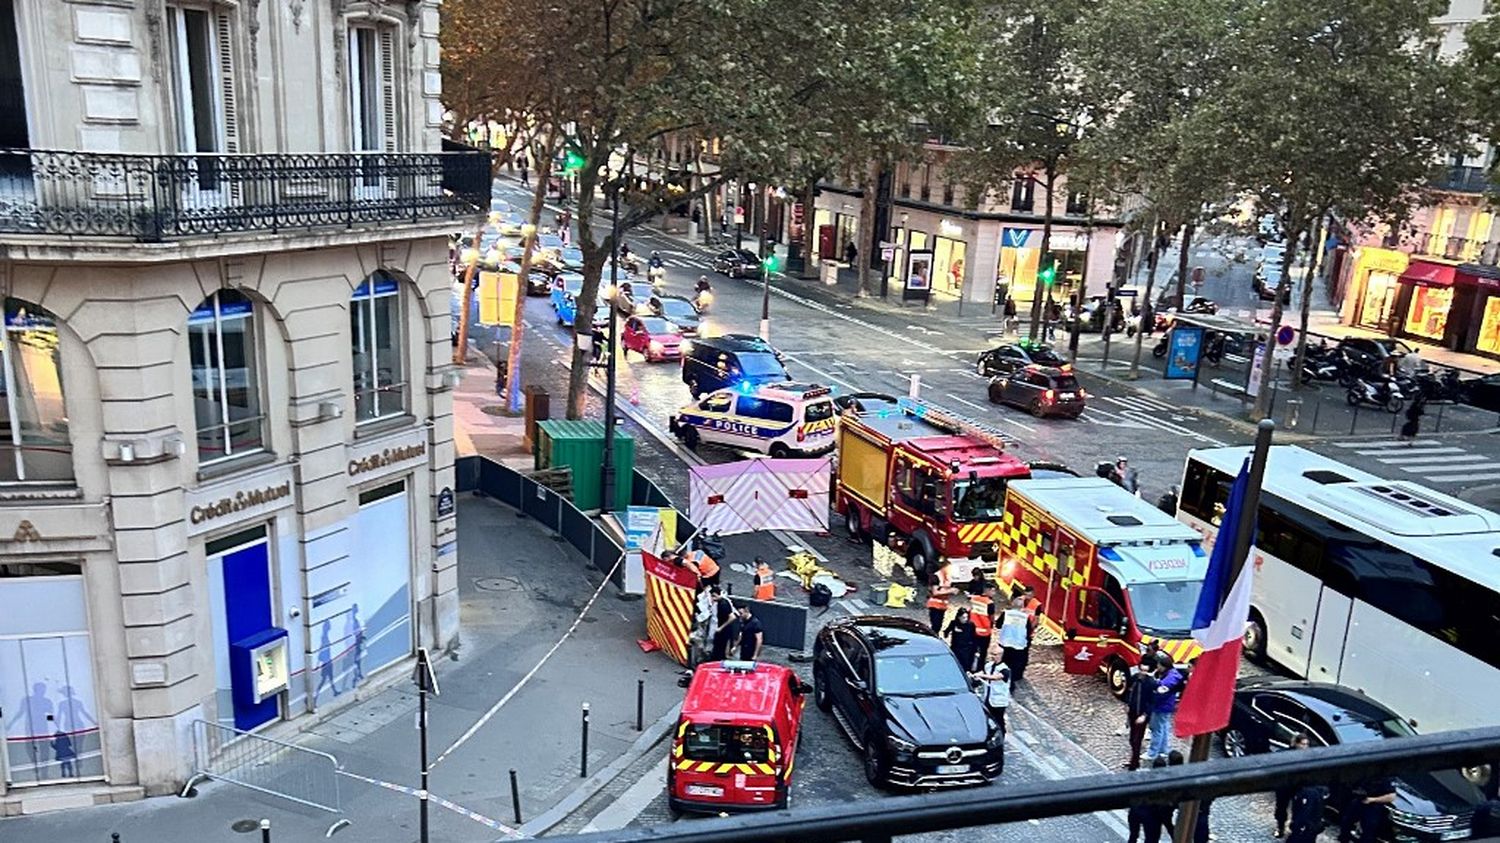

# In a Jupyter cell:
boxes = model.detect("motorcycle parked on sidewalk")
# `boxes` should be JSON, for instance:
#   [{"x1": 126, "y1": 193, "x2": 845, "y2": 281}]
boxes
[{"x1": 1347, "y1": 377, "x2": 1405, "y2": 414}]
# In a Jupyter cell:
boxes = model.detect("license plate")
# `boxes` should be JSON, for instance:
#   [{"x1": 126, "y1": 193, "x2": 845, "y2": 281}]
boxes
[
  {"x1": 935, "y1": 764, "x2": 969, "y2": 774},
  {"x1": 1059, "y1": 393, "x2": 1076, "y2": 400},
  {"x1": 685, "y1": 784, "x2": 723, "y2": 797},
  {"x1": 1440, "y1": 832, "x2": 1469, "y2": 841}
]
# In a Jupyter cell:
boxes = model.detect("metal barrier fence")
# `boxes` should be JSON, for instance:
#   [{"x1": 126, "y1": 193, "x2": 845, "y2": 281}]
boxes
[
  {"x1": 183, "y1": 719, "x2": 351, "y2": 836},
  {"x1": 552, "y1": 725, "x2": 1500, "y2": 843}
]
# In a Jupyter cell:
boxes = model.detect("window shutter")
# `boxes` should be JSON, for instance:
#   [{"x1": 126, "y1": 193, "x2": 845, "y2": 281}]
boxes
[
  {"x1": 215, "y1": 12, "x2": 239, "y2": 154},
  {"x1": 378, "y1": 28, "x2": 396, "y2": 153}
]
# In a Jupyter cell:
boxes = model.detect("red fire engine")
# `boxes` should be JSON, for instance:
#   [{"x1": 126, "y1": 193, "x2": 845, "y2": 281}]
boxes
[{"x1": 835, "y1": 397, "x2": 1031, "y2": 581}]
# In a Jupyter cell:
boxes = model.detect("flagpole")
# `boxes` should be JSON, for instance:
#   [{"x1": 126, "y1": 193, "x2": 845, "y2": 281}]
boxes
[{"x1": 1172, "y1": 418, "x2": 1275, "y2": 843}]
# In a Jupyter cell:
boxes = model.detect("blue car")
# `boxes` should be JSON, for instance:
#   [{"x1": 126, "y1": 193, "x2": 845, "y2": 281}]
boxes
[
  {"x1": 550, "y1": 273, "x2": 586, "y2": 315},
  {"x1": 556, "y1": 292, "x2": 610, "y2": 331}
]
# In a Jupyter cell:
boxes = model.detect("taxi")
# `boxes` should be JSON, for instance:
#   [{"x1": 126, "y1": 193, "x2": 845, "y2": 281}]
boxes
[{"x1": 670, "y1": 382, "x2": 836, "y2": 458}]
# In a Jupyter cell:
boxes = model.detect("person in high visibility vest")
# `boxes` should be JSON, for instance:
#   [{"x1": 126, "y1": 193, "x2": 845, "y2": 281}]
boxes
[
  {"x1": 684, "y1": 547, "x2": 719, "y2": 588},
  {"x1": 926, "y1": 561, "x2": 957, "y2": 632},
  {"x1": 967, "y1": 577, "x2": 995, "y2": 672},
  {"x1": 998, "y1": 595, "x2": 1033, "y2": 684},
  {"x1": 752, "y1": 558, "x2": 776, "y2": 601}
]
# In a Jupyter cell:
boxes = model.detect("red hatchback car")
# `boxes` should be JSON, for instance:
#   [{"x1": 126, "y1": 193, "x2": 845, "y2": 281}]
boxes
[{"x1": 622, "y1": 315, "x2": 684, "y2": 361}]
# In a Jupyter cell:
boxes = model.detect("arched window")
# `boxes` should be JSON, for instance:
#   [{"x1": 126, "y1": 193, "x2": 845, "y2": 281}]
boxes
[
  {"x1": 189, "y1": 290, "x2": 263, "y2": 462},
  {"x1": 1, "y1": 299, "x2": 70, "y2": 483},
  {"x1": 351, "y1": 272, "x2": 405, "y2": 422}
]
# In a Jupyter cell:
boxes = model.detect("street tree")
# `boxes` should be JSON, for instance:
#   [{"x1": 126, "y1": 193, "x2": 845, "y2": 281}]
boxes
[{"x1": 1184, "y1": 0, "x2": 1468, "y2": 419}]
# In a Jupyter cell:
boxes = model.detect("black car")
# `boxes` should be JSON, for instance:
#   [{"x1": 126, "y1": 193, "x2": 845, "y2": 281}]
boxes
[
  {"x1": 977, "y1": 342, "x2": 1068, "y2": 377},
  {"x1": 1337, "y1": 337, "x2": 1413, "y2": 374},
  {"x1": 649, "y1": 294, "x2": 702, "y2": 337},
  {"x1": 712, "y1": 248, "x2": 761, "y2": 278},
  {"x1": 814, "y1": 616, "x2": 1003, "y2": 790},
  {"x1": 833, "y1": 391, "x2": 900, "y2": 414},
  {"x1": 1460, "y1": 372, "x2": 1500, "y2": 412},
  {"x1": 1224, "y1": 679, "x2": 1485, "y2": 841},
  {"x1": 987, "y1": 366, "x2": 1085, "y2": 419},
  {"x1": 1025, "y1": 460, "x2": 1079, "y2": 479}
]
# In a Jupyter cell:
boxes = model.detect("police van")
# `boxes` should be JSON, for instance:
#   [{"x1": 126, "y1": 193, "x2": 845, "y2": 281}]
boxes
[{"x1": 669, "y1": 382, "x2": 837, "y2": 457}]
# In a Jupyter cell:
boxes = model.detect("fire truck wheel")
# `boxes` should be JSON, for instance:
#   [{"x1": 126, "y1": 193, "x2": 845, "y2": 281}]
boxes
[
  {"x1": 814, "y1": 664, "x2": 833, "y2": 712},
  {"x1": 1243, "y1": 610, "x2": 1269, "y2": 664},
  {"x1": 1106, "y1": 659, "x2": 1130, "y2": 699},
  {"x1": 908, "y1": 540, "x2": 935, "y2": 582},
  {"x1": 844, "y1": 505, "x2": 863, "y2": 539}
]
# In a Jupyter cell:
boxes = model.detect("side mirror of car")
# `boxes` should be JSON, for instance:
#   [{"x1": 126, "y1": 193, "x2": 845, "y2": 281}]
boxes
[
  {"x1": 851, "y1": 678, "x2": 869, "y2": 694},
  {"x1": 793, "y1": 679, "x2": 813, "y2": 696}
]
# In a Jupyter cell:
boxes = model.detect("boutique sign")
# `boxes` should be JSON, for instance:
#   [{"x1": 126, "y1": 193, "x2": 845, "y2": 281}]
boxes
[
  {"x1": 346, "y1": 429, "x2": 429, "y2": 480},
  {"x1": 185, "y1": 464, "x2": 298, "y2": 535}
]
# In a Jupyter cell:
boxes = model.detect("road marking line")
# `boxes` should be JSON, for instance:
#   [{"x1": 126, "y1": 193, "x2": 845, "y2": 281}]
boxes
[
  {"x1": 942, "y1": 392, "x2": 1035, "y2": 434},
  {"x1": 1419, "y1": 472, "x2": 1500, "y2": 483},
  {"x1": 781, "y1": 353, "x2": 861, "y2": 392},
  {"x1": 837, "y1": 599, "x2": 864, "y2": 616},
  {"x1": 579, "y1": 758, "x2": 668, "y2": 833},
  {"x1": 851, "y1": 597, "x2": 870, "y2": 610},
  {"x1": 1336, "y1": 439, "x2": 1433, "y2": 450},
  {"x1": 1402, "y1": 462, "x2": 1500, "y2": 473},
  {"x1": 1119, "y1": 410, "x2": 1228, "y2": 446},
  {"x1": 1370, "y1": 449, "x2": 1469, "y2": 462}
]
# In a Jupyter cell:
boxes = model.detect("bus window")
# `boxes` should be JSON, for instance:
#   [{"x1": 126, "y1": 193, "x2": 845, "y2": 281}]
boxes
[
  {"x1": 1255, "y1": 506, "x2": 1325, "y2": 577},
  {"x1": 1181, "y1": 459, "x2": 1233, "y2": 526}
]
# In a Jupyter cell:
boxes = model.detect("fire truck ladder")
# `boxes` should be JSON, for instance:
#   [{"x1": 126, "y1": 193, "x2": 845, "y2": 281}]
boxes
[{"x1": 896, "y1": 397, "x2": 1012, "y2": 450}]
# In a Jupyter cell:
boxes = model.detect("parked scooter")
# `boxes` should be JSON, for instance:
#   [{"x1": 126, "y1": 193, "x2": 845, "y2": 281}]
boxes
[{"x1": 1347, "y1": 377, "x2": 1405, "y2": 414}]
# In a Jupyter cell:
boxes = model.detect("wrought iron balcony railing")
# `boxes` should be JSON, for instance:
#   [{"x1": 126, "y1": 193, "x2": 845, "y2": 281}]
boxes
[
  {"x1": 1429, "y1": 164, "x2": 1492, "y2": 194},
  {"x1": 0, "y1": 148, "x2": 491, "y2": 243},
  {"x1": 1415, "y1": 231, "x2": 1500, "y2": 266}
]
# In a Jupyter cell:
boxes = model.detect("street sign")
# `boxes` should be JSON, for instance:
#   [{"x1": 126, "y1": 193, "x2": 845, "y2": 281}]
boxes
[
  {"x1": 436, "y1": 487, "x2": 455, "y2": 518},
  {"x1": 413, "y1": 647, "x2": 440, "y2": 696},
  {"x1": 733, "y1": 206, "x2": 745, "y2": 225},
  {"x1": 1191, "y1": 266, "x2": 1205, "y2": 284},
  {"x1": 1276, "y1": 325, "x2": 1296, "y2": 346},
  {"x1": 881, "y1": 247, "x2": 894, "y2": 262}
]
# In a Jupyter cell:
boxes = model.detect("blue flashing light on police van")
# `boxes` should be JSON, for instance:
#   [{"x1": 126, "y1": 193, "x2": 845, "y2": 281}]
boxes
[
  {"x1": 739, "y1": 380, "x2": 755, "y2": 394},
  {"x1": 1191, "y1": 544, "x2": 1206, "y2": 557},
  {"x1": 1097, "y1": 547, "x2": 1122, "y2": 561}
]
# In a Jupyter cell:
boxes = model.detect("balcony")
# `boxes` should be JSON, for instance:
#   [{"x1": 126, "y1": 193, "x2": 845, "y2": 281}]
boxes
[
  {"x1": 1429, "y1": 164, "x2": 1492, "y2": 194},
  {"x1": 1415, "y1": 231, "x2": 1500, "y2": 266},
  {"x1": 0, "y1": 148, "x2": 491, "y2": 243}
]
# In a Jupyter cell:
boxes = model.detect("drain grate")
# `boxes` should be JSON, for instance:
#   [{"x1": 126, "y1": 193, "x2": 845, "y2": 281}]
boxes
[{"x1": 231, "y1": 819, "x2": 261, "y2": 834}]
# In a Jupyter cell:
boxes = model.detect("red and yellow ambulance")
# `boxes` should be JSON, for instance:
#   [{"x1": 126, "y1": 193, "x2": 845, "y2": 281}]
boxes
[
  {"x1": 667, "y1": 660, "x2": 808, "y2": 814},
  {"x1": 995, "y1": 477, "x2": 1208, "y2": 696}
]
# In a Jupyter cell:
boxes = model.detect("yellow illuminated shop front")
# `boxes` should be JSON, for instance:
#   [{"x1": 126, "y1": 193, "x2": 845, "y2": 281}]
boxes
[
  {"x1": 996, "y1": 227, "x2": 1087, "y2": 308},
  {"x1": 1343, "y1": 247, "x2": 1409, "y2": 332},
  {"x1": 1396, "y1": 260, "x2": 1457, "y2": 344}
]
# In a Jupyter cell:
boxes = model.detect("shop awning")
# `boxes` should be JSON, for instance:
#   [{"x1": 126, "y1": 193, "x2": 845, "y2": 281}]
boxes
[{"x1": 1399, "y1": 260, "x2": 1457, "y2": 288}]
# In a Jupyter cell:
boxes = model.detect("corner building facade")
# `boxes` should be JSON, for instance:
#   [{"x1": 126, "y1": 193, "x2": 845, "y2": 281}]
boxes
[{"x1": 0, "y1": 0, "x2": 482, "y2": 807}]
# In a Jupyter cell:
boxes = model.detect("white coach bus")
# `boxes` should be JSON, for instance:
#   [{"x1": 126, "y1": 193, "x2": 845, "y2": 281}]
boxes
[{"x1": 1178, "y1": 444, "x2": 1500, "y2": 734}]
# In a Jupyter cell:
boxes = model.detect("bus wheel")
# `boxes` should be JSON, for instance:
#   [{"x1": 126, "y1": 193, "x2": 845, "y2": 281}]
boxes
[
  {"x1": 1243, "y1": 611, "x2": 1269, "y2": 664},
  {"x1": 1106, "y1": 659, "x2": 1130, "y2": 699}
]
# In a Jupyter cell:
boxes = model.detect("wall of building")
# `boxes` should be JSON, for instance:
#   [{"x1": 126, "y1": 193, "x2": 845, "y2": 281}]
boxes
[
  {"x1": 0, "y1": 235, "x2": 458, "y2": 795},
  {"x1": 13, "y1": 0, "x2": 443, "y2": 154}
]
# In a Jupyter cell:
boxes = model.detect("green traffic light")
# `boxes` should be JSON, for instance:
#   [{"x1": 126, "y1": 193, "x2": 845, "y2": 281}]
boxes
[
  {"x1": 1039, "y1": 258, "x2": 1057, "y2": 286},
  {"x1": 563, "y1": 150, "x2": 584, "y2": 174},
  {"x1": 762, "y1": 255, "x2": 780, "y2": 273}
]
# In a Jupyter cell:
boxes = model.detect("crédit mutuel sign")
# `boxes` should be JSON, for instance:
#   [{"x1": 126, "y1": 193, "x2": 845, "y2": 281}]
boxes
[
  {"x1": 189, "y1": 482, "x2": 292, "y2": 525},
  {"x1": 347, "y1": 442, "x2": 427, "y2": 477}
]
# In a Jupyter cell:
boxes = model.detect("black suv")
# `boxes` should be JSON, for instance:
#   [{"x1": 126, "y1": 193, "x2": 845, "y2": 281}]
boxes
[
  {"x1": 988, "y1": 366, "x2": 1085, "y2": 419},
  {"x1": 711, "y1": 248, "x2": 761, "y2": 278},
  {"x1": 976, "y1": 342, "x2": 1068, "y2": 377},
  {"x1": 814, "y1": 616, "x2": 1003, "y2": 789}
]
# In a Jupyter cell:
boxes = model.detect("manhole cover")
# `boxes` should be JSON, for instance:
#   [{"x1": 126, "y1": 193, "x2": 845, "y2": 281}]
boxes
[
  {"x1": 480, "y1": 405, "x2": 522, "y2": 417},
  {"x1": 474, "y1": 576, "x2": 523, "y2": 592},
  {"x1": 231, "y1": 819, "x2": 262, "y2": 833}
]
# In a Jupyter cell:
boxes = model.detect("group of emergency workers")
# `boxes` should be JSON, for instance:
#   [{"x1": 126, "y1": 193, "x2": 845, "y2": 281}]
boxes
[{"x1": 665, "y1": 537, "x2": 779, "y2": 666}]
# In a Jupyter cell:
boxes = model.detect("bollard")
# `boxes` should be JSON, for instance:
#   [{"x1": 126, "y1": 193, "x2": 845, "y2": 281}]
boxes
[
  {"x1": 636, "y1": 678, "x2": 645, "y2": 731},
  {"x1": 1349, "y1": 401, "x2": 1359, "y2": 435},
  {"x1": 580, "y1": 702, "x2": 590, "y2": 778},
  {"x1": 908, "y1": 373, "x2": 921, "y2": 399},
  {"x1": 1391, "y1": 407, "x2": 1400, "y2": 434},
  {"x1": 260, "y1": 819, "x2": 271, "y2": 843},
  {"x1": 111, "y1": 835, "x2": 120, "y2": 843},
  {"x1": 1286, "y1": 398, "x2": 1302, "y2": 428},
  {"x1": 509, "y1": 768, "x2": 523, "y2": 824}
]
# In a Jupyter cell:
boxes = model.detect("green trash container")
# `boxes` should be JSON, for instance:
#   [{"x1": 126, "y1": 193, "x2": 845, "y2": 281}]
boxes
[{"x1": 534, "y1": 419, "x2": 635, "y2": 511}]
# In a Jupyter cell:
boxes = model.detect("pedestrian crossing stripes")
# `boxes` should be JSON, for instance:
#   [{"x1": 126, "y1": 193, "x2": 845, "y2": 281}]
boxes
[{"x1": 1333, "y1": 440, "x2": 1500, "y2": 485}]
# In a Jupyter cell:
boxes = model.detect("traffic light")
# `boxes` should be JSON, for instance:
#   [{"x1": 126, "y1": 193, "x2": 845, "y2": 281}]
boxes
[
  {"x1": 562, "y1": 149, "x2": 585, "y2": 174},
  {"x1": 761, "y1": 254, "x2": 781, "y2": 274},
  {"x1": 1038, "y1": 253, "x2": 1057, "y2": 287}
]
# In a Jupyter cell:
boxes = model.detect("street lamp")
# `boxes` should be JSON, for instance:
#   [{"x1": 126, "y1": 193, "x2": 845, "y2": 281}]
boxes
[{"x1": 600, "y1": 160, "x2": 624, "y2": 514}]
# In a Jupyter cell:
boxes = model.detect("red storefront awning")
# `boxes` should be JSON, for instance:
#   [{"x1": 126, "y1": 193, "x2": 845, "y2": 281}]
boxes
[{"x1": 1399, "y1": 260, "x2": 1457, "y2": 288}]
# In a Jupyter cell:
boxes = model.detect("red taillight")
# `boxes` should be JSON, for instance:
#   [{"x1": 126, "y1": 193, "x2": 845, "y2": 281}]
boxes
[
  {"x1": 1045, "y1": 389, "x2": 1055, "y2": 402},
  {"x1": 796, "y1": 427, "x2": 805, "y2": 442}
]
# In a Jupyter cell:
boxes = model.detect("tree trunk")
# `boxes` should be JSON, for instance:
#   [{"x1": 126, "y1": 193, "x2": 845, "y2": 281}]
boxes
[
  {"x1": 507, "y1": 129, "x2": 557, "y2": 412},
  {"x1": 1173, "y1": 221, "x2": 1195, "y2": 310},
  {"x1": 1129, "y1": 220, "x2": 1161, "y2": 378},
  {"x1": 1252, "y1": 225, "x2": 1303, "y2": 419},
  {"x1": 856, "y1": 158, "x2": 881, "y2": 296},
  {"x1": 799, "y1": 177, "x2": 819, "y2": 280},
  {"x1": 565, "y1": 158, "x2": 606, "y2": 420},
  {"x1": 1291, "y1": 214, "x2": 1327, "y2": 392},
  {"x1": 1028, "y1": 163, "x2": 1057, "y2": 341},
  {"x1": 452, "y1": 220, "x2": 488, "y2": 365}
]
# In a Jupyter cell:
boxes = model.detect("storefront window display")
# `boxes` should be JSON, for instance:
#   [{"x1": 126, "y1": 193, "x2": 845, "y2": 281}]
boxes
[
  {"x1": 933, "y1": 237, "x2": 967, "y2": 294},
  {"x1": 1404, "y1": 284, "x2": 1453, "y2": 341},
  {"x1": 1358, "y1": 271, "x2": 1399, "y2": 331},
  {"x1": 1478, "y1": 297, "x2": 1500, "y2": 355}
]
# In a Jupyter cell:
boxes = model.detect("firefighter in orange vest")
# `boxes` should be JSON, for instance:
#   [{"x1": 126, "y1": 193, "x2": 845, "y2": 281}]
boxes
[
  {"x1": 967, "y1": 577, "x2": 995, "y2": 672},
  {"x1": 752, "y1": 558, "x2": 776, "y2": 601},
  {"x1": 926, "y1": 560, "x2": 957, "y2": 632},
  {"x1": 687, "y1": 546, "x2": 720, "y2": 588}
]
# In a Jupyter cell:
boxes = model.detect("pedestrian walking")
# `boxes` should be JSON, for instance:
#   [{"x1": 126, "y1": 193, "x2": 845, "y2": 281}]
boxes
[
  {"x1": 1285, "y1": 782, "x2": 1330, "y2": 843},
  {"x1": 844, "y1": 241, "x2": 858, "y2": 266},
  {"x1": 709, "y1": 586, "x2": 738, "y2": 661},
  {"x1": 972, "y1": 645, "x2": 1011, "y2": 735},
  {"x1": 1003, "y1": 296, "x2": 1018, "y2": 335},
  {"x1": 1127, "y1": 757, "x2": 1176, "y2": 843},
  {"x1": 1045, "y1": 297, "x2": 1062, "y2": 340},
  {"x1": 943, "y1": 608, "x2": 980, "y2": 674},
  {"x1": 1339, "y1": 776, "x2": 1397, "y2": 842},
  {"x1": 997, "y1": 595, "x2": 1032, "y2": 684},
  {"x1": 691, "y1": 585, "x2": 715, "y2": 666},
  {"x1": 517, "y1": 155, "x2": 529, "y2": 187},
  {"x1": 1147, "y1": 651, "x2": 1183, "y2": 761},
  {"x1": 1123, "y1": 658, "x2": 1158, "y2": 770},
  {"x1": 735, "y1": 606, "x2": 764, "y2": 661},
  {"x1": 968, "y1": 577, "x2": 995, "y2": 671},
  {"x1": 1400, "y1": 394, "x2": 1426, "y2": 442},
  {"x1": 1274, "y1": 733, "x2": 1312, "y2": 837}
]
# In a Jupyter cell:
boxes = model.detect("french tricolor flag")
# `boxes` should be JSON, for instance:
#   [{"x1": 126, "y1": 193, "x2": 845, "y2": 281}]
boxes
[{"x1": 1175, "y1": 461, "x2": 1256, "y2": 738}]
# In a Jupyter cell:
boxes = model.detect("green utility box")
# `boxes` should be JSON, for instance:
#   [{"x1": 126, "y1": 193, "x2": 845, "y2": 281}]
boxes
[{"x1": 534, "y1": 419, "x2": 635, "y2": 511}]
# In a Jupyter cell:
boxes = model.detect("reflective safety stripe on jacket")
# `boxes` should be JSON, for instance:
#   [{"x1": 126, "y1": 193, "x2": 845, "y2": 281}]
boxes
[
  {"x1": 753, "y1": 564, "x2": 775, "y2": 600},
  {"x1": 695, "y1": 552, "x2": 720, "y2": 579},
  {"x1": 971, "y1": 595, "x2": 994, "y2": 637},
  {"x1": 926, "y1": 569, "x2": 953, "y2": 610}
]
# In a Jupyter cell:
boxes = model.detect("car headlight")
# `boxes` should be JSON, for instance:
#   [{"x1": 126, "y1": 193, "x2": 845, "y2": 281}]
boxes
[
  {"x1": 649, "y1": 340, "x2": 664, "y2": 353},
  {"x1": 680, "y1": 339, "x2": 693, "y2": 353},
  {"x1": 886, "y1": 734, "x2": 916, "y2": 760},
  {"x1": 987, "y1": 728, "x2": 1004, "y2": 749}
]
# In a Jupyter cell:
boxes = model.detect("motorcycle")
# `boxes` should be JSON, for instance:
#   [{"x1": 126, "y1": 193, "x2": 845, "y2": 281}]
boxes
[
  {"x1": 693, "y1": 287, "x2": 714, "y2": 313},
  {"x1": 1298, "y1": 347, "x2": 1344, "y2": 384},
  {"x1": 1152, "y1": 333, "x2": 1170, "y2": 359},
  {"x1": 1347, "y1": 377, "x2": 1405, "y2": 414}
]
